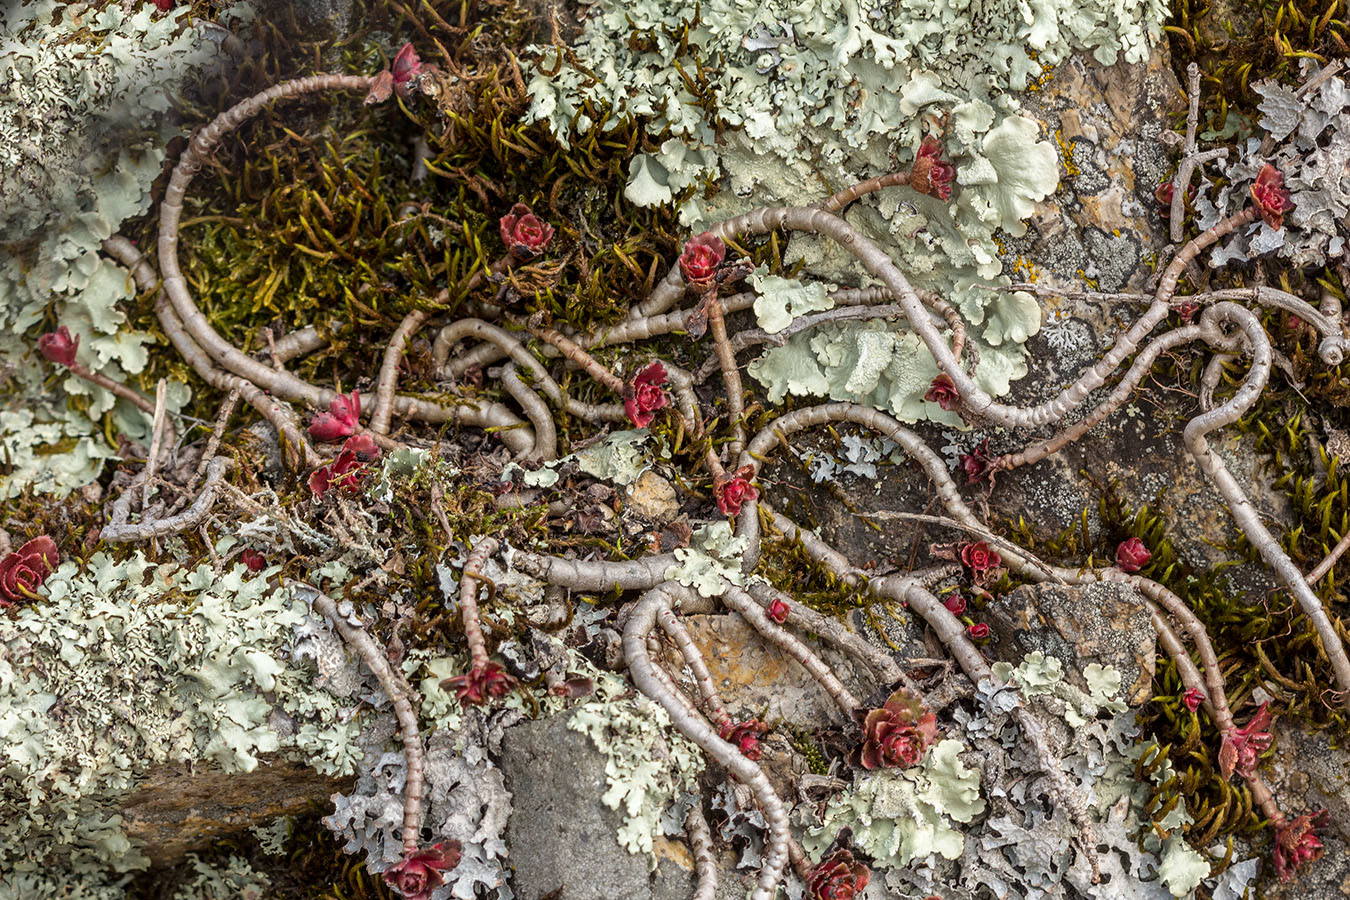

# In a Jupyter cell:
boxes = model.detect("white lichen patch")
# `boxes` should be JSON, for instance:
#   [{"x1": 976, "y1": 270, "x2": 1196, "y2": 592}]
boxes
[
  {"x1": 567, "y1": 670, "x2": 704, "y2": 857},
  {"x1": 796, "y1": 651, "x2": 1256, "y2": 899},
  {"x1": 170, "y1": 854, "x2": 269, "y2": 900},
  {"x1": 0, "y1": 0, "x2": 242, "y2": 498},
  {"x1": 664, "y1": 520, "x2": 753, "y2": 598},
  {"x1": 523, "y1": 0, "x2": 1165, "y2": 421},
  {"x1": 1201, "y1": 62, "x2": 1350, "y2": 269},
  {"x1": 0, "y1": 552, "x2": 369, "y2": 886},
  {"x1": 802, "y1": 738, "x2": 985, "y2": 868}
]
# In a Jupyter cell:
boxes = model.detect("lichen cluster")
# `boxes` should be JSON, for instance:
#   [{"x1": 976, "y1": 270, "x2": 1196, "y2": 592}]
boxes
[
  {"x1": 0, "y1": 551, "x2": 370, "y2": 895},
  {"x1": 0, "y1": 0, "x2": 231, "y2": 498},
  {"x1": 522, "y1": 0, "x2": 1170, "y2": 421}
]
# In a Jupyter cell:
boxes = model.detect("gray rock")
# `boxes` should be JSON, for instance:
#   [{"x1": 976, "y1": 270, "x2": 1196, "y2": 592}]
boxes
[
  {"x1": 501, "y1": 710, "x2": 752, "y2": 900},
  {"x1": 501, "y1": 712, "x2": 652, "y2": 900},
  {"x1": 983, "y1": 581, "x2": 1156, "y2": 706},
  {"x1": 1263, "y1": 836, "x2": 1350, "y2": 900}
]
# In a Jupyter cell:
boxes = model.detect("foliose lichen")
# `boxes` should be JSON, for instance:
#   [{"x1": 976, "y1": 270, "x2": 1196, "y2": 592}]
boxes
[
  {"x1": 0, "y1": 0, "x2": 245, "y2": 498},
  {"x1": 522, "y1": 0, "x2": 1168, "y2": 421},
  {"x1": 566, "y1": 669, "x2": 705, "y2": 857},
  {"x1": 0, "y1": 551, "x2": 369, "y2": 890},
  {"x1": 1201, "y1": 62, "x2": 1350, "y2": 269},
  {"x1": 796, "y1": 652, "x2": 1259, "y2": 899}
]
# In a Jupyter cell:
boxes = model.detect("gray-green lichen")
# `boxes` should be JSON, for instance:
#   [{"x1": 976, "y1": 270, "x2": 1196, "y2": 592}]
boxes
[
  {"x1": 801, "y1": 737, "x2": 985, "y2": 867},
  {"x1": 0, "y1": 0, "x2": 245, "y2": 498},
  {"x1": 1202, "y1": 62, "x2": 1350, "y2": 269},
  {"x1": 794, "y1": 652, "x2": 1257, "y2": 899},
  {"x1": 523, "y1": 0, "x2": 1167, "y2": 422},
  {"x1": 663, "y1": 520, "x2": 753, "y2": 598},
  {"x1": 169, "y1": 854, "x2": 269, "y2": 900},
  {"x1": 566, "y1": 669, "x2": 704, "y2": 857},
  {"x1": 0, "y1": 552, "x2": 369, "y2": 889}
]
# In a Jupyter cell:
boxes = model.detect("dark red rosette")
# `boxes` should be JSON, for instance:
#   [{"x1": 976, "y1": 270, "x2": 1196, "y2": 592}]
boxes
[
  {"x1": 1114, "y1": 537, "x2": 1151, "y2": 573},
  {"x1": 240, "y1": 549, "x2": 267, "y2": 573},
  {"x1": 623, "y1": 362, "x2": 669, "y2": 428},
  {"x1": 1273, "y1": 810, "x2": 1328, "y2": 882},
  {"x1": 382, "y1": 841, "x2": 462, "y2": 899},
  {"x1": 858, "y1": 688, "x2": 937, "y2": 770},
  {"x1": 1249, "y1": 164, "x2": 1293, "y2": 229},
  {"x1": 309, "y1": 390, "x2": 361, "y2": 443},
  {"x1": 442, "y1": 661, "x2": 516, "y2": 706},
  {"x1": 38, "y1": 326, "x2": 79, "y2": 367},
  {"x1": 1218, "y1": 703, "x2": 1274, "y2": 778},
  {"x1": 0, "y1": 536, "x2": 59, "y2": 606},
  {"x1": 499, "y1": 203, "x2": 556, "y2": 260},
  {"x1": 719, "y1": 718, "x2": 769, "y2": 761},
  {"x1": 678, "y1": 233, "x2": 725, "y2": 291},
  {"x1": 807, "y1": 846, "x2": 871, "y2": 900},
  {"x1": 924, "y1": 373, "x2": 960, "y2": 411},
  {"x1": 714, "y1": 466, "x2": 758, "y2": 517},
  {"x1": 959, "y1": 541, "x2": 1001, "y2": 578},
  {"x1": 910, "y1": 136, "x2": 956, "y2": 201}
]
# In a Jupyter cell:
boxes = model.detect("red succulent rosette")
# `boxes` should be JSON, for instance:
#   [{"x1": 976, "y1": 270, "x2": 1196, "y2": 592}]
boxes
[
  {"x1": 1172, "y1": 299, "x2": 1201, "y2": 323},
  {"x1": 942, "y1": 593, "x2": 967, "y2": 616},
  {"x1": 767, "y1": 597, "x2": 790, "y2": 623},
  {"x1": 1218, "y1": 702, "x2": 1274, "y2": 778},
  {"x1": 240, "y1": 549, "x2": 267, "y2": 573},
  {"x1": 910, "y1": 136, "x2": 956, "y2": 201},
  {"x1": 924, "y1": 373, "x2": 960, "y2": 411},
  {"x1": 1250, "y1": 164, "x2": 1293, "y2": 229},
  {"x1": 959, "y1": 438, "x2": 997, "y2": 485},
  {"x1": 1114, "y1": 536, "x2": 1151, "y2": 573},
  {"x1": 719, "y1": 718, "x2": 769, "y2": 760},
  {"x1": 623, "y1": 362, "x2": 669, "y2": 428},
  {"x1": 309, "y1": 390, "x2": 361, "y2": 443},
  {"x1": 499, "y1": 203, "x2": 555, "y2": 260},
  {"x1": 959, "y1": 541, "x2": 1001, "y2": 579},
  {"x1": 382, "y1": 840, "x2": 462, "y2": 900},
  {"x1": 1181, "y1": 688, "x2": 1205, "y2": 712},
  {"x1": 442, "y1": 661, "x2": 516, "y2": 706},
  {"x1": 714, "y1": 466, "x2": 759, "y2": 517},
  {"x1": 309, "y1": 434, "x2": 382, "y2": 496},
  {"x1": 966, "y1": 621, "x2": 990, "y2": 641},
  {"x1": 38, "y1": 326, "x2": 79, "y2": 367},
  {"x1": 365, "y1": 43, "x2": 429, "y2": 105},
  {"x1": 858, "y1": 688, "x2": 937, "y2": 770},
  {"x1": 678, "y1": 232, "x2": 726, "y2": 290},
  {"x1": 807, "y1": 846, "x2": 871, "y2": 900},
  {"x1": 1273, "y1": 809, "x2": 1328, "y2": 882},
  {"x1": 391, "y1": 42, "x2": 422, "y2": 96},
  {"x1": 0, "y1": 536, "x2": 59, "y2": 607}
]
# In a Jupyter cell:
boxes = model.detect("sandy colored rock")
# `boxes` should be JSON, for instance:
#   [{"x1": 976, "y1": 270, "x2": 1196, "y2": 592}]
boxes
[{"x1": 624, "y1": 470, "x2": 681, "y2": 524}]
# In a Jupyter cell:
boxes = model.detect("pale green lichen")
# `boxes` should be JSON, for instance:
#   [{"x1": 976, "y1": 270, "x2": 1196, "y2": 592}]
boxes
[
  {"x1": 0, "y1": 552, "x2": 369, "y2": 886},
  {"x1": 523, "y1": 0, "x2": 1163, "y2": 422},
  {"x1": 663, "y1": 520, "x2": 752, "y2": 598},
  {"x1": 567, "y1": 670, "x2": 704, "y2": 857},
  {"x1": 170, "y1": 854, "x2": 269, "y2": 900},
  {"x1": 749, "y1": 267, "x2": 835, "y2": 334},
  {"x1": 803, "y1": 738, "x2": 985, "y2": 867},
  {"x1": 506, "y1": 428, "x2": 653, "y2": 489},
  {"x1": 0, "y1": 0, "x2": 243, "y2": 499}
]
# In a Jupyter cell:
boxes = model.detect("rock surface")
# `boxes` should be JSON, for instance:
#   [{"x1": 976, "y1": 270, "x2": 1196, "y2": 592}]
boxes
[
  {"x1": 984, "y1": 581, "x2": 1157, "y2": 705},
  {"x1": 501, "y1": 711, "x2": 746, "y2": 900}
]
